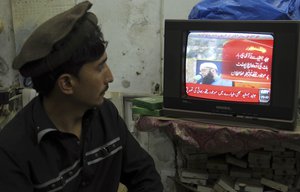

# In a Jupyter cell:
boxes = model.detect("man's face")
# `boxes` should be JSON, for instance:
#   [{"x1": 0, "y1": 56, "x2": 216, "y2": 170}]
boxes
[
  {"x1": 200, "y1": 67, "x2": 211, "y2": 77},
  {"x1": 72, "y1": 52, "x2": 113, "y2": 108}
]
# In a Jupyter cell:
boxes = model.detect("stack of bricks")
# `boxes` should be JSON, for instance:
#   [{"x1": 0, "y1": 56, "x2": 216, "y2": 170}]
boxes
[{"x1": 176, "y1": 141, "x2": 300, "y2": 192}]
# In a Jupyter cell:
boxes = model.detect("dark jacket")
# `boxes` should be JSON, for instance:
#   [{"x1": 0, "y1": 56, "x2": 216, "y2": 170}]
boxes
[{"x1": 0, "y1": 96, "x2": 163, "y2": 192}]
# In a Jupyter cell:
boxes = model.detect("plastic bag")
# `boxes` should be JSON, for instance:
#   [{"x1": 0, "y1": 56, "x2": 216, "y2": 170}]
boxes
[{"x1": 188, "y1": 0, "x2": 300, "y2": 20}]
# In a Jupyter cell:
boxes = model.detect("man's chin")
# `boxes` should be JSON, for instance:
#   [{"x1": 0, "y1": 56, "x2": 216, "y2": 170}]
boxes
[{"x1": 87, "y1": 98, "x2": 104, "y2": 110}]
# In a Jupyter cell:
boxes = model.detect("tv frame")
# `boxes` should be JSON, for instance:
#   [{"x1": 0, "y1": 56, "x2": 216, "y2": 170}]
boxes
[{"x1": 162, "y1": 19, "x2": 300, "y2": 130}]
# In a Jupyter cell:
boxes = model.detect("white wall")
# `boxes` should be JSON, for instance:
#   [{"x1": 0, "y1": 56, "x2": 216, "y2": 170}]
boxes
[
  {"x1": 88, "y1": 0, "x2": 162, "y2": 95},
  {"x1": 0, "y1": 0, "x2": 17, "y2": 87},
  {"x1": 87, "y1": 0, "x2": 199, "y2": 94},
  {"x1": 163, "y1": 0, "x2": 199, "y2": 19}
]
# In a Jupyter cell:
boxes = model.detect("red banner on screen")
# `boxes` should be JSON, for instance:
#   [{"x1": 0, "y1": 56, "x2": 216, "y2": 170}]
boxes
[
  {"x1": 222, "y1": 39, "x2": 273, "y2": 83},
  {"x1": 185, "y1": 83, "x2": 263, "y2": 103}
]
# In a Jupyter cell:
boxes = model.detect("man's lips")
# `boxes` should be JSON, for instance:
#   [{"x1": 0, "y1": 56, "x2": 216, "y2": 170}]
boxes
[{"x1": 101, "y1": 86, "x2": 109, "y2": 95}]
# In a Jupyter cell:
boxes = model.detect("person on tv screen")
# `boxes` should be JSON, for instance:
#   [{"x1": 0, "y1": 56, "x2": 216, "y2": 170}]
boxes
[
  {"x1": 197, "y1": 62, "x2": 233, "y2": 86},
  {"x1": 0, "y1": 1, "x2": 163, "y2": 192}
]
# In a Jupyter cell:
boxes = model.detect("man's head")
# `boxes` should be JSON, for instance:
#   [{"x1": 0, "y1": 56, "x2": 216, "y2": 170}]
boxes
[
  {"x1": 13, "y1": 1, "x2": 113, "y2": 103},
  {"x1": 199, "y1": 62, "x2": 218, "y2": 84}
]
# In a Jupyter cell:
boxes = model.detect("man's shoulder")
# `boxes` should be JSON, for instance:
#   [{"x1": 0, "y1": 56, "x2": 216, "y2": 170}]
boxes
[{"x1": 0, "y1": 99, "x2": 36, "y2": 147}]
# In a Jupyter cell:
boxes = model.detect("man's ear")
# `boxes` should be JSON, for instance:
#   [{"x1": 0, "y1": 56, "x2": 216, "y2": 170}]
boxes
[{"x1": 57, "y1": 74, "x2": 74, "y2": 95}]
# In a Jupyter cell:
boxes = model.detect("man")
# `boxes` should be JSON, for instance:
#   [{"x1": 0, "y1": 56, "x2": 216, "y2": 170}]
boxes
[
  {"x1": 197, "y1": 62, "x2": 233, "y2": 86},
  {"x1": 0, "y1": 1, "x2": 163, "y2": 192}
]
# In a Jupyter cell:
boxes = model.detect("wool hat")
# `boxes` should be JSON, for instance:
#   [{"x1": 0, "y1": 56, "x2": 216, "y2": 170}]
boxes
[{"x1": 13, "y1": 1, "x2": 99, "y2": 77}]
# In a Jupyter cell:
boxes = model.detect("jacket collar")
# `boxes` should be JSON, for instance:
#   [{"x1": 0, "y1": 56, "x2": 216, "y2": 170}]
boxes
[
  {"x1": 31, "y1": 96, "x2": 95, "y2": 144},
  {"x1": 32, "y1": 96, "x2": 58, "y2": 144}
]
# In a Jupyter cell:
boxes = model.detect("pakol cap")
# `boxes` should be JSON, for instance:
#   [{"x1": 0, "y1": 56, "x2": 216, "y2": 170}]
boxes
[{"x1": 13, "y1": 1, "x2": 99, "y2": 77}]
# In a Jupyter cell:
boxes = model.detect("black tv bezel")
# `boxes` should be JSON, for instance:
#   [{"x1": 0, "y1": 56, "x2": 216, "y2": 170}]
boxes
[{"x1": 163, "y1": 20, "x2": 300, "y2": 130}]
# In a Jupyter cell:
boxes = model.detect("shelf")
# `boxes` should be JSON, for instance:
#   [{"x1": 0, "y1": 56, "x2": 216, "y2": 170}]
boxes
[{"x1": 136, "y1": 116, "x2": 300, "y2": 154}]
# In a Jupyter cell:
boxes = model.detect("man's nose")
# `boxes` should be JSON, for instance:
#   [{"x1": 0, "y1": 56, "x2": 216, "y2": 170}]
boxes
[{"x1": 105, "y1": 66, "x2": 114, "y2": 83}]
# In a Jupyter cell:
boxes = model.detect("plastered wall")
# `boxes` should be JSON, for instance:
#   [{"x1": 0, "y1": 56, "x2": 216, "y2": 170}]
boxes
[
  {"x1": 0, "y1": 0, "x2": 200, "y2": 94},
  {"x1": 88, "y1": 0, "x2": 200, "y2": 94},
  {"x1": 87, "y1": 0, "x2": 162, "y2": 95},
  {"x1": 0, "y1": 0, "x2": 17, "y2": 87}
]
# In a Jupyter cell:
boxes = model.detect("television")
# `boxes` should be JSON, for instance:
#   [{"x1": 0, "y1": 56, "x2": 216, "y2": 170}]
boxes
[{"x1": 162, "y1": 20, "x2": 300, "y2": 130}]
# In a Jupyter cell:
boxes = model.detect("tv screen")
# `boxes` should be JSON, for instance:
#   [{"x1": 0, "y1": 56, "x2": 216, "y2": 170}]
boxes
[
  {"x1": 185, "y1": 31, "x2": 274, "y2": 104},
  {"x1": 163, "y1": 20, "x2": 300, "y2": 130}
]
